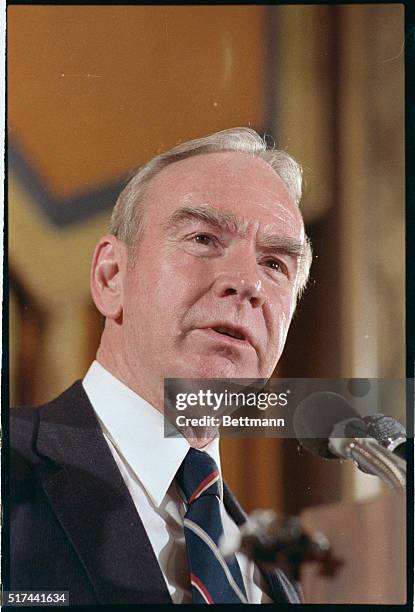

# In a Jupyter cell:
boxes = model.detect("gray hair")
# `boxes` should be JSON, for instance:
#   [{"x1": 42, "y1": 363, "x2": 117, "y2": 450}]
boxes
[{"x1": 109, "y1": 127, "x2": 312, "y2": 297}]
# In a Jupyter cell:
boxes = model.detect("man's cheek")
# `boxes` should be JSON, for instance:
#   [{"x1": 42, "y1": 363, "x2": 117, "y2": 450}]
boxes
[{"x1": 266, "y1": 310, "x2": 291, "y2": 357}]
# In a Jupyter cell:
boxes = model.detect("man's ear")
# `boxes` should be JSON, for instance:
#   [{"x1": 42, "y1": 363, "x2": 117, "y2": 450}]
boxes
[{"x1": 90, "y1": 235, "x2": 128, "y2": 320}]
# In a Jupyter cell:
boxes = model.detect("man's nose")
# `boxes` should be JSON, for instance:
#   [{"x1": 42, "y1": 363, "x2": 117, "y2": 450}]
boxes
[{"x1": 213, "y1": 271, "x2": 266, "y2": 308}]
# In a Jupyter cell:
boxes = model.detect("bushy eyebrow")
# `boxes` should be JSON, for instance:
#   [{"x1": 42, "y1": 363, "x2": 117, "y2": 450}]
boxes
[
  {"x1": 167, "y1": 205, "x2": 305, "y2": 261},
  {"x1": 167, "y1": 206, "x2": 240, "y2": 235},
  {"x1": 258, "y1": 235, "x2": 305, "y2": 260}
]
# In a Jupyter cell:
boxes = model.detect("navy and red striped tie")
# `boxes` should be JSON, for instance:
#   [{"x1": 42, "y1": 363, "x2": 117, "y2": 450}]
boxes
[{"x1": 176, "y1": 448, "x2": 248, "y2": 604}]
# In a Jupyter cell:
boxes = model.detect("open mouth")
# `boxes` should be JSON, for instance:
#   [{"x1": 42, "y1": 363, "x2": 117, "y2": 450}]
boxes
[
  {"x1": 196, "y1": 326, "x2": 254, "y2": 351},
  {"x1": 213, "y1": 326, "x2": 245, "y2": 341}
]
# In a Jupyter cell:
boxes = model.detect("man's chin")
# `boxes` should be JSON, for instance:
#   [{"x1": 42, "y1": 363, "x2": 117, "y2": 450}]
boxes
[{"x1": 171, "y1": 357, "x2": 258, "y2": 380}]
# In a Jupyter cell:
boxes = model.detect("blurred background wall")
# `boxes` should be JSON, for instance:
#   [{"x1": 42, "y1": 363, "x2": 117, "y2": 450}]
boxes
[{"x1": 8, "y1": 4, "x2": 405, "y2": 601}]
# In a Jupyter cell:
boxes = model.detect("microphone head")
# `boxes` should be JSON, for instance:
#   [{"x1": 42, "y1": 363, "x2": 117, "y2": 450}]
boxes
[
  {"x1": 362, "y1": 413, "x2": 406, "y2": 439},
  {"x1": 293, "y1": 391, "x2": 360, "y2": 459},
  {"x1": 362, "y1": 414, "x2": 406, "y2": 459}
]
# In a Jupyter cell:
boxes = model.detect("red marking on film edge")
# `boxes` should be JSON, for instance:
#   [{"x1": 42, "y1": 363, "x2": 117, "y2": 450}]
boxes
[
  {"x1": 191, "y1": 573, "x2": 214, "y2": 604},
  {"x1": 189, "y1": 469, "x2": 219, "y2": 503}
]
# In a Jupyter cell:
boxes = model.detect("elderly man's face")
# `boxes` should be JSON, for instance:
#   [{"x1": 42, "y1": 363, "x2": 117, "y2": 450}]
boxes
[{"x1": 120, "y1": 152, "x2": 305, "y2": 394}]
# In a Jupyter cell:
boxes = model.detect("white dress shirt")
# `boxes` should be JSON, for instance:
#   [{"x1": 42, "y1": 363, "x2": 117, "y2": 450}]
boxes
[{"x1": 83, "y1": 361, "x2": 272, "y2": 603}]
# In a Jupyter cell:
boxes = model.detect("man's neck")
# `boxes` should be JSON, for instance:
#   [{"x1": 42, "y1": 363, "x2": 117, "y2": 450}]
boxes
[
  {"x1": 94, "y1": 352, "x2": 216, "y2": 450},
  {"x1": 96, "y1": 339, "x2": 164, "y2": 411}
]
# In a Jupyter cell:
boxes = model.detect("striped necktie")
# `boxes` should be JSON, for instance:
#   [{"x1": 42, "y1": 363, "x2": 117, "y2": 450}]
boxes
[{"x1": 176, "y1": 448, "x2": 248, "y2": 604}]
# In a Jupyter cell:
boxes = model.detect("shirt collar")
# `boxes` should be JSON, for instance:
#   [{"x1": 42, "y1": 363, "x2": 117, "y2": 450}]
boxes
[{"x1": 82, "y1": 360, "x2": 221, "y2": 507}]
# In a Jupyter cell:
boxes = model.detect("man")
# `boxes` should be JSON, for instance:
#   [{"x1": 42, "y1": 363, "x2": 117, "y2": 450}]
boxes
[{"x1": 10, "y1": 128, "x2": 312, "y2": 604}]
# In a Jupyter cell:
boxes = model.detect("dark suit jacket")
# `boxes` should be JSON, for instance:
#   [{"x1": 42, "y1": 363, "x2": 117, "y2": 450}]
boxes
[{"x1": 9, "y1": 381, "x2": 301, "y2": 605}]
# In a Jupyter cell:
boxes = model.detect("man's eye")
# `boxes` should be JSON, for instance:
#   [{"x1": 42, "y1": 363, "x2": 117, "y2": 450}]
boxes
[
  {"x1": 192, "y1": 234, "x2": 214, "y2": 245},
  {"x1": 263, "y1": 259, "x2": 288, "y2": 275}
]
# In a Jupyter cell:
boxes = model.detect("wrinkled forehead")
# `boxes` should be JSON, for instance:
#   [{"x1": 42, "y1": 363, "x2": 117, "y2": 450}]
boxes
[{"x1": 142, "y1": 151, "x2": 304, "y2": 233}]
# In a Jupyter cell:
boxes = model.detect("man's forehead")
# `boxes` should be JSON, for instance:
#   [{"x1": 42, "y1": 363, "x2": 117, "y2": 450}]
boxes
[
  {"x1": 140, "y1": 151, "x2": 304, "y2": 239},
  {"x1": 178, "y1": 190, "x2": 301, "y2": 225},
  {"x1": 147, "y1": 150, "x2": 289, "y2": 197},
  {"x1": 174, "y1": 186, "x2": 304, "y2": 240}
]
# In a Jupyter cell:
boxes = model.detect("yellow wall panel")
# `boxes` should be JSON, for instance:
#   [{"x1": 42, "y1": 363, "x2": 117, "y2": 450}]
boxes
[
  {"x1": 9, "y1": 173, "x2": 109, "y2": 306},
  {"x1": 8, "y1": 6, "x2": 266, "y2": 198}
]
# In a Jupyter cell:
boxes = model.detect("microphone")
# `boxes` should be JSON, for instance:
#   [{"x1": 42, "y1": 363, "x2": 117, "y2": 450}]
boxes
[
  {"x1": 293, "y1": 391, "x2": 359, "y2": 459},
  {"x1": 293, "y1": 392, "x2": 406, "y2": 489},
  {"x1": 330, "y1": 413, "x2": 407, "y2": 462},
  {"x1": 361, "y1": 413, "x2": 406, "y2": 460}
]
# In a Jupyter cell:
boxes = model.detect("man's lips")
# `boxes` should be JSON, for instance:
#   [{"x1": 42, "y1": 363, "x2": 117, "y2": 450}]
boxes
[{"x1": 194, "y1": 324, "x2": 255, "y2": 350}]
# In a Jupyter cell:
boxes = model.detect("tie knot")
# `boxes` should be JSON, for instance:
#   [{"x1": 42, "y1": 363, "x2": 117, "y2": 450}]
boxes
[{"x1": 176, "y1": 448, "x2": 221, "y2": 504}]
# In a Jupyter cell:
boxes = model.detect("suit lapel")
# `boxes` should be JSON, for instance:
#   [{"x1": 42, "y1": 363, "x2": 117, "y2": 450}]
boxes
[{"x1": 35, "y1": 381, "x2": 172, "y2": 604}]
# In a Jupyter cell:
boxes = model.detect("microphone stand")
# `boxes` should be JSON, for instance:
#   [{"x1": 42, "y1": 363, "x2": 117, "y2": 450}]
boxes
[
  {"x1": 328, "y1": 437, "x2": 406, "y2": 489},
  {"x1": 221, "y1": 434, "x2": 406, "y2": 579}
]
